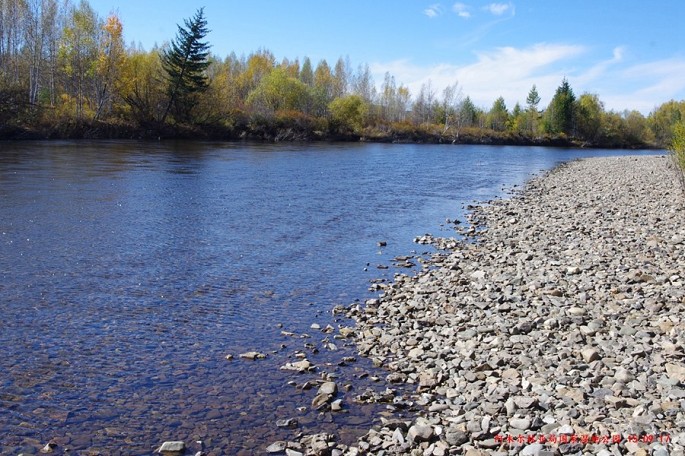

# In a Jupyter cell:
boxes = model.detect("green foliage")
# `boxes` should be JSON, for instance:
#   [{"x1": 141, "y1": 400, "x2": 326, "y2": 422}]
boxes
[
  {"x1": 329, "y1": 95, "x2": 368, "y2": 133},
  {"x1": 459, "y1": 97, "x2": 477, "y2": 128},
  {"x1": 526, "y1": 85, "x2": 541, "y2": 110},
  {"x1": 0, "y1": 83, "x2": 36, "y2": 130},
  {"x1": 575, "y1": 93, "x2": 603, "y2": 143},
  {"x1": 59, "y1": 1, "x2": 101, "y2": 119},
  {"x1": 523, "y1": 85, "x2": 541, "y2": 135},
  {"x1": 648, "y1": 100, "x2": 685, "y2": 146},
  {"x1": 622, "y1": 110, "x2": 651, "y2": 145},
  {"x1": 544, "y1": 78, "x2": 575, "y2": 135},
  {"x1": 0, "y1": 0, "x2": 677, "y2": 144},
  {"x1": 488, "y1": 96, "x2": 508, "y2": 131},
  {"x1": 161, "y1": 8, "x2": 211, "y2": 122},
  {"x1": 300, "y1": 57, "x2": 314, "y2": 86},
  {"x1": 670, "y1": 121, "x2": 685, "y2": 175},
  {"x1": 507, "y1": 103, "x2": 524, "y2": 133},
  {"x1": 121, "y1": 49, "x2": 166, "y2": 124},
  {"x1": 247, "y1": 67, "x2": 309, "y2": 116}
]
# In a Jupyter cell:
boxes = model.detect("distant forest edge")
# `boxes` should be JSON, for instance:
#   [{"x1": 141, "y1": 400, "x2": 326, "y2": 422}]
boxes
[{"x1": 1, "y1": 2, "x2": 685, "y2": 150}]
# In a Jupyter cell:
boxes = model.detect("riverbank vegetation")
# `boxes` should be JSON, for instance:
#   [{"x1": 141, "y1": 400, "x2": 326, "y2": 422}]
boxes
[
  {"x1": 670, "y1": 121, "x2": 685, "y2": 183},
  {"x1": 1, "y1": 1, "x2": 684, "y2": 149}
]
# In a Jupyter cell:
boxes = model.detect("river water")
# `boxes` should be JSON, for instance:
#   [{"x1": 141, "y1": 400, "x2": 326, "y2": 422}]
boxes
[{"x1": 0, "y1": 141, "x2": 660, "y2": 455}]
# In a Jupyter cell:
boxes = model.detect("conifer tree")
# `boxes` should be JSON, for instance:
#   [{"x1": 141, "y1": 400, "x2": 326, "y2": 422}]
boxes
[
  {"x1": 545, "y1": 78, "x2": 575, "y2": 135},
  {"x1": 526, "y1": 84, "x2": 541, "y2": 111},
  {"x1": 160, "y1": 8, "x2": 211, "y2": 123}
]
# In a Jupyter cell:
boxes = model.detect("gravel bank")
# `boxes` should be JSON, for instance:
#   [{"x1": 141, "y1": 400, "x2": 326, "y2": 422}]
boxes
[{"x1": 287, "y1": 155, "x2": 685, "y2": 456}]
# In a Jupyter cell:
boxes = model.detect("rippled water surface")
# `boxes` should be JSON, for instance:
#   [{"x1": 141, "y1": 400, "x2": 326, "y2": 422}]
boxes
[{"x1": 0, "y1": 141, "x2": 660, "y2": 454}]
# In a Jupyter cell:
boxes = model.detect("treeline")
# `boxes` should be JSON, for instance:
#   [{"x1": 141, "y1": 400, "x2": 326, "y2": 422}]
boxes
[{"x1": 1, "y1": 0, "x2": 684, "y2": 148}]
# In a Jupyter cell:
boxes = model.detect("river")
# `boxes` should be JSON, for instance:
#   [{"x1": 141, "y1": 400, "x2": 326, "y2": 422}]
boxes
[{"x1": 0, "y1": 141, "x2": 661, "y2": 455}]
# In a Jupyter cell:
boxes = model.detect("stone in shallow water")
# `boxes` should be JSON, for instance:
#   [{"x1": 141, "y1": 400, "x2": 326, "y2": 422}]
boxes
[
  {"x1": 266, "y1": 441, "x2": 287, "y2": 453},
  {"x1": 285, "y1": 449, "x2": 304, "y2": 456},
  {"x1": 280, "y1": 359, "x2": 312, "y2": 372},
  {"x1": 239, "y1": 351, "x2": 266, "y2": 360},
  {"x1": 317, "y1": 381, "x2": 337, "y2": 396},
  {"x1": 311, "y1": 393, "x2": 332, "y2": 408},
  {"x1": 40, "y1": 442, "x2": 57, "y2": 453},
  {"x1": 157, "y1": 441, "x2": 185, "y2": 454},
  {"x1": 276, "y1": 418, "x2": 298, "y2": 428}
]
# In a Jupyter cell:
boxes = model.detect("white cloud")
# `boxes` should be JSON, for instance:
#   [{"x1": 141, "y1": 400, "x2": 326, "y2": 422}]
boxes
[
  {"x1": 452, "y1": 2, "x2": 472, "y2": 18},
  {"x1": 603, "y1": 57, "x2": 685, "y2": 112},
  {"x1": 484, "y1": 2, "x2": 514, "y2": 16},
  {"x1": 424, "y1": 4, "x2": 443, "y2": 18},
  {"x1": 370, "y1": 43, "x2": 585, "y2": 109},
  {"x1": 369, "y1": 44, "x2": 685, "y2": 114},
  {"x1": 575, "y1": 46, "x2": 625, "y2": 85}
]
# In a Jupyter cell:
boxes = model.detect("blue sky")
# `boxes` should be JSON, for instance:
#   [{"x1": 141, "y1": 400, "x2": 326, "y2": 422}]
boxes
[{"x1": 87, "y1": 0, "x2": 685, "y2": 114}]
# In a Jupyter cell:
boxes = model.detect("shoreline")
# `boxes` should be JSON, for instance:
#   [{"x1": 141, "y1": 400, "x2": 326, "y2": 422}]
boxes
[
  {"x1": 0, "y1": 121, "x2": 659, "y2": 150},
  {"x1": 287, "y1": 155, "x2": 685, "y2": 455}
]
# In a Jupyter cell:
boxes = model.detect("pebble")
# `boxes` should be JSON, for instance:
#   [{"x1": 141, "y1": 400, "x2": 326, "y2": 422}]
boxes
[
  {"x1": 665, "y1": 363, "x2": 685, "y2": 383},
  {"x1": 295, "y1": 156, "x2": 685, "y2": 456},
  {"x1": 510, "y1": 417, "x2": 532, "y2": 430},
  {"x1": 280, "y1": 359, "x2": 313, "y2": 372},
  {"x1": 580, "y1": 348, "x2": 600, "y2": 363},
  {"x1": 239, "y1": 351, "x2": 266, "y2": 360},
  {"x1": 40, "y1": 443, "x2": 57, "y2": 453},
  {"x1": 275, "y1": 418, "x2": 298, "y2": 428},
  {"x1": 157, "y1": 441, "x2": 185, "y2": 454},
  {"x1": 407, "y1": 424, "x2": 433, "y2": 442},
  {"x1": 311, "y1": 393, "x2": 332, "y2": 409},
  {"x1": 266, "y1": 441, "x2": 287, "y2": 453},
  {"x1": 317, "y1": 382, "x2": 337, "y2": 396}
]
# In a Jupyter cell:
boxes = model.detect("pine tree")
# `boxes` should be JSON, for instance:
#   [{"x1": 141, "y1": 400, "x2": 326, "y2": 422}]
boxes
[
  {"x1": 459, "y1": 96, "x2": 477, "y2": 127},
  {"x1": 545, "y1": 78, "x2": 575, "y2": 135},
  {"x1": 525, "y1": 84, "x2": 541, "y2": 134},
  {"x1": 161, "y1": 8, "x2": 211, "y2": 123},
  {"x1": 526, "y1": 84, "x2": 540, "y2": 111}
]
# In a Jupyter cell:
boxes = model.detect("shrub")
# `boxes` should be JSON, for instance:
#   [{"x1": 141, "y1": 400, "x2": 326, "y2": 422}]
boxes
[{"x1": 669, "y1": 121, "x2": 685, "y2": 186}]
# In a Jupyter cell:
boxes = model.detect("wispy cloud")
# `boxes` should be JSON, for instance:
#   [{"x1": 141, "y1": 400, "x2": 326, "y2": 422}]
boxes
[
  {"x1": 424, "y1": 4, "x2": 443, "y2": 18},
  {"x1": 370, "y1": 43, "x2": 685, "y2": 114},
  {"x1": 602, "y1": 57, "x2": 685, "y2": 113},
  {"x1": 484, "y1": 2, "x2": 515, "y2": 16},
  {"x1": 575, "y1": 46, "x2": 625, "y2": 86},
  {"x1": 452, "y1": 2, "x2": 472, "y2": 18},
  {"x1": 371, "y1": 43, "x2": 584, "y2": 108}
]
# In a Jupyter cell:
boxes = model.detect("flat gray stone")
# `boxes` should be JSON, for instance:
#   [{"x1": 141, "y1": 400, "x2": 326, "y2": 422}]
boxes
[
  {"x1": 158, "y1": 441, "x2": 185, "y2": 454},
  {"x1": 510, "y1": 417, "x2": 532, "y2": 430}
]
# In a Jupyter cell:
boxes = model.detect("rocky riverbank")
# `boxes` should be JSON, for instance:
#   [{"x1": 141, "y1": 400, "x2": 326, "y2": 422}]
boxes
[{"x1": 278, "y1": 155, "x2": 685, "y2": 456}]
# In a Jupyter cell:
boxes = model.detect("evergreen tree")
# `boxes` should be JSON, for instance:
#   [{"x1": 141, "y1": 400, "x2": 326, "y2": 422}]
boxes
[
  {"x1": 299, "y1": 57, "x2": 313, "y2": 86},
  {"x1": 459, "y1": 96, "x2": 477, "y2": 127},
  {"x1": 525, "y1": 84, "x2": 541, "y2": 134},
  {"x1": 545, "y1": 78, "x2": 575, "y2": 135},
  {"x1": 526, "y1": 84, "x2": 540, "y2": 110},
  {"x1": 161, "y1": 8, "x2": 211, "y2": 123},
  {"x1": 488, "y1": 96, "x2": 508, "y2": 131}
]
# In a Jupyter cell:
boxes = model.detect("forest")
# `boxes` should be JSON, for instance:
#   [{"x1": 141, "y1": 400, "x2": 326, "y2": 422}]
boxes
[{"x1": 2, "y1": 0, "x2": 685, "y2": 149}]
